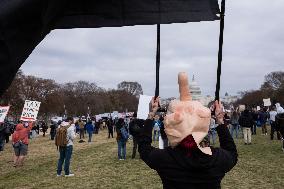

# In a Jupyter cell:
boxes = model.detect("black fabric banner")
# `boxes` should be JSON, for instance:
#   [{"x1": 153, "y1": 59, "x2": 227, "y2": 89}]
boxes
[{"x1": 0, "y1": 0, "x2": 220, "y2": 96}]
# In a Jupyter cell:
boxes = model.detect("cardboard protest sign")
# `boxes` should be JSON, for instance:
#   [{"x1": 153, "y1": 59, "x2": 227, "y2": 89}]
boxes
[
  {"x1": 0, "y1": 106, "x2": 10, "y2": 123},
  {"x1": 238, "y1": 105, "x2": 246, "y2": 112},
  {"x1": 20, "y1": 100, "x2": 41, "y2": 122},
  {"x1": 137, "y1": 95, "x2": 153, "y2": 120},
  {"x1": 263, "y1": 98, "x2": 271, "y2": 107}
]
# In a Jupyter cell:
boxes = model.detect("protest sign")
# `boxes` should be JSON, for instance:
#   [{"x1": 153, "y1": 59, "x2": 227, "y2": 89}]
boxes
[
  {"x1": 257, "y1": 106, "x2": 261, "y2": 111},
  {"x1": 263, "y1": 98, "x2": 271, "y2": 107},
  {"x1": 20, "y1": 100, "x2": 41, "y2": 122},
  {"x1": 137, "y1": 95, "x2": 153, "y2": 120},
  {"x1": 238, "y1": 105, "x2": 246, "y2": 112},
  {"x1": 0, "y1": 106, "x2": 10, "y2": 123}
]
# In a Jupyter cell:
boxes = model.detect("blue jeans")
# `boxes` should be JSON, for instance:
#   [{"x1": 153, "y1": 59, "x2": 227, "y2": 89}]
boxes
[
  {"x1": 117, "y1": 140, "x2": 126, "y2": 159},
  {"x1": 57, "y1": 145, "x2": 73, "y2": 175},
  {"x1": 88, "y1": 132, "x2": 93, "y2": 142},
  {"x1": 153, "y1": 130, "x2": 160, "y2": 141},
  {"x1": 230, "y1": 124, "x2": 239, "y2": 138},
  {"x1": 209, "y1": 129, "x2": 216, "y2": 145}
]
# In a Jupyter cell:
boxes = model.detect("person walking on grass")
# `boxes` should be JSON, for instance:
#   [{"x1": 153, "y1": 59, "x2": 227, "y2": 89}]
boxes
[
  {"x1": 78, "y1": 119, "x2": 85, "y2": 139},
  {"x1": 85, "y1": 121, "x2": 94, "y2": 143},
  {"x1": 0, "y1": 123, "x2": 10, "y2": 152},
  {"x1": 107, "y1": 119, "x2": 114, "y2": 138},
  {"x1": 56, "y1": 117, "x2": 76, "y2": 177},
  {"x1": 129, "y1": 112, "x2": 144, "y2": 159},
  {"x1": 270, "y1": 106, "x2": 280, "y2": 140},
  {"x1": 116, "y1": 118, "x2": 128, "y2": 160},
  {"x1": 12, "y1": 121, "x2": 33, "y2": 167},
  {"x1": 230, "y1": 110, "x2": 239, "y2": 139},
  {"x1": 239, "y1": 109, "x2": 254, "y2": 145}
]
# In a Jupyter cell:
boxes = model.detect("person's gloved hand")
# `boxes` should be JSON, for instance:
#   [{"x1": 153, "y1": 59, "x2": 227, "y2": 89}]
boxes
[{"x1": 164, "y1": 72, "x2": 211, "y2": 154}]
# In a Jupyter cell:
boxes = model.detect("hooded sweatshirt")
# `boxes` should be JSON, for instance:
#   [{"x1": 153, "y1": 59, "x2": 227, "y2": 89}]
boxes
[
  {"x1": 12, "y1": 123, "x2": 33, "y2": 145},
  {"x1": 58, "y1": 122, "x2": 76, "y2": 146},
  {"x1": 137, "y1": 119, "x2": 238, "y2": 189}
]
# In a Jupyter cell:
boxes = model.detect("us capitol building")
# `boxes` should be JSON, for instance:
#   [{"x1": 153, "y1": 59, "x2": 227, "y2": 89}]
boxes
[
  {"x1": 189, "y1": 75, "x2": 239, "y2": 106},
  {"x1": 160, "y1": 75, "x2": 239, "y2": 108}
]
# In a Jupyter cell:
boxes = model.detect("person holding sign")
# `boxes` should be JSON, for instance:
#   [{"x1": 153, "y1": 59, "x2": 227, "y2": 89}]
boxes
[
  {"x1": 12, "y1": 121, "x2": 33, "y2": 167},
  {"x1": 133, "y1": 72, "x2": 238, "y2": 189}
]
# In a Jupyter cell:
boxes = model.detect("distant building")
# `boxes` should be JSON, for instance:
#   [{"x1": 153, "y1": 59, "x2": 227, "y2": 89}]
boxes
[
  {"x1": 161, "y1": 76, "x2": 239, "y2": 109},
  {"x1": 189, "y1": 75, "x2": 203, "y2": 101}
]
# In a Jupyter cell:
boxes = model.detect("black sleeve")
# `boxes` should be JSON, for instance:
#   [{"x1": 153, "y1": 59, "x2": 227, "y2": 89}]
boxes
[
  {"x1": 216, "y1": 124, "x2": 238, "y2": 172},
  {"x1": 137, "y1": 119, "x2": 164, "y2": 169}
]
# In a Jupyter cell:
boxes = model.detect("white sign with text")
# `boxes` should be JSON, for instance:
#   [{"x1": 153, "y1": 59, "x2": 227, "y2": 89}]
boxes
[
  {"x1": 0, "y1": 106, "x2": 10, "y2": 123},
  {"x1": 137, "y1": 95, "x2": 153, "y2": 120},
  {"x1": 263, "y1": 98, "x2": 271, "y2": 107},
  {"x1": 20, "y1": 100, "x2": 41, "y2": 122}
]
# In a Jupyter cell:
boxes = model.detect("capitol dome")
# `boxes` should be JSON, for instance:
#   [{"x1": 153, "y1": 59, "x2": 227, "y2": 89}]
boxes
[{"x1": 189, "y1": 75, "x2": 202, "y2": 101}]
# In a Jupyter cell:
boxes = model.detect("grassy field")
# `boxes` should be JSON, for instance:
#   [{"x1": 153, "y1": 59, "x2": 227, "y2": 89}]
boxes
[{"x1": 0, "y1": 128, "x2": 283, "y2": 189}]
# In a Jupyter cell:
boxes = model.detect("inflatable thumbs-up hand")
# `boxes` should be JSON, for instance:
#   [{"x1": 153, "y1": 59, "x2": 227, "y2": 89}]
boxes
[{"x1": 164, "y1": 72, "x2": 211, "y2": 151}]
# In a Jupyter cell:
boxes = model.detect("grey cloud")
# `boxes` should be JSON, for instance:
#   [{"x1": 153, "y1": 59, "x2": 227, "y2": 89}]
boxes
[{"x1": 22, "y1": 0, "x2": 284, "y2": 99}]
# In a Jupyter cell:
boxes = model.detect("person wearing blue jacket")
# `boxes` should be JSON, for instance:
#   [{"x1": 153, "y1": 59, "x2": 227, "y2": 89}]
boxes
[{"x1": 85, "y1": 121, "x2": 94, "y2": 143}]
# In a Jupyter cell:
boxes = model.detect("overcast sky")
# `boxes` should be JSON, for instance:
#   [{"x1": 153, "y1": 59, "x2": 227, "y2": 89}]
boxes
[{"x1": 21, "y1": 0, "x2": 284, "y2": 98}]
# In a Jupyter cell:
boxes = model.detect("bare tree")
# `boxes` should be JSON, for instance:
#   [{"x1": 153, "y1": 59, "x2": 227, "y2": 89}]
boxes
[
  {"x1": 117, "y1": 81, "x2": 143, "y2": 97},
  {"x1": 261, "y1": 71, "x2": 284, "y2": 90}
]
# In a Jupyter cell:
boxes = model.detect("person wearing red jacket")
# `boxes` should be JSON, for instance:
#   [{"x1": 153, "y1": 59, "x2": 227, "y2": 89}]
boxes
[{"x1": 12, "y1": 121, "x2": 33, "y2": 167}]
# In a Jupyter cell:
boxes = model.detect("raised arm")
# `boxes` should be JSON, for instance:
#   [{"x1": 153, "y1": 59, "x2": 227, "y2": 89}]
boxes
[
  {"x1": 137, "y1": 97, "x2": 163, "y2": 169},
  {"x1": 214, "y1": 100, "x2": 238, "y2": 171}
]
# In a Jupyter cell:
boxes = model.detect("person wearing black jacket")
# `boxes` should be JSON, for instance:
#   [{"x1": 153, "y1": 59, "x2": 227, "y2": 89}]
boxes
[
  {"x1": 129, "y1": 112, "x2": 144, "y2": 159},
  {"x1": 134, "y1": 73, "x2": 238, "y2": 189},
  {"x1": 239, "y1": 110, "x2": 254, "y2": 145},
  {"x1": 0, "y1": 123, "x2": 9, "y2": 151},
  {"x1": 275, "y1": 104, "x2": 284, "y2": 152}
]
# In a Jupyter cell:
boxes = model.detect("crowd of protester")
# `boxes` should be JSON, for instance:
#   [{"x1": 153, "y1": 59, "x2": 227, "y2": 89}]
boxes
[{"x1": 0, "y1": 101, "x2": 283, "y2": 180}]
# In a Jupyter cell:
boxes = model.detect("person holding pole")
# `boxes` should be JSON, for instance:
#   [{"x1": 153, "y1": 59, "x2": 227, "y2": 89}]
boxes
[{"x1": 133, "y1": 72, "x2": 238, "y2": 189}]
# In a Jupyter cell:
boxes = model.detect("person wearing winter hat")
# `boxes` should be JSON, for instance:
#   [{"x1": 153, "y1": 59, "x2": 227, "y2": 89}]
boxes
[{"x1": 134, "y1": 72, "x2": 238, "y2": 189}]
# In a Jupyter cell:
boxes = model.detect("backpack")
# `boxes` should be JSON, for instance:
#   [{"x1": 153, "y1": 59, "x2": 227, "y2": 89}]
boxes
[
  {"x1": 55, "y1": 125, "x2": 70, "y2": 148},
  {"x1": 120, "y1": 126, "x2": 129, "y2": 141}
]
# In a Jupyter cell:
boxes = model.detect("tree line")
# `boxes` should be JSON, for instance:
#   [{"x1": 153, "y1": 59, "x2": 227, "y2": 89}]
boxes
[
  {"x1": 0, "y1": 70, "x2": 142, "y2": 119},
  {"x1": 236, "y1": 71, "x2": 284, "y2": 108}
]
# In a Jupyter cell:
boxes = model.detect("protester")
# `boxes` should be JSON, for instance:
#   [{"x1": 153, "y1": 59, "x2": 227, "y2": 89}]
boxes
[
  {"x1": 230, "y1": 110, "x2": 239, "y2": 139},
  {"x1": 12, "y1": 121, "x2": 33, "y2": 167},
  {"x1": 129, "y1": 112, "x2": 144, "y2": 159},
  {"x1": 78, "y1": 119, "x2": 85, "y2": 139},
  {"x1": 0, "y1": 123, "x2": 10, "y2": 152},
  {"x1": 75, "y1": 121, "x2": 80, "y2": 134},
  {"x1": 270, "y1": 106, "x2": 280, "y2": 140},
  {"x1": 239, "y1": 109, "x2": 254, "y2": 145},
  {"x1": 116, "y1": 118, "x2": 127, "y2": 160},
  {"x1": 208, "y1": 116, "x2": 217, "y2": 145},
  {"x1": 85, "y1": 121, "x2": 94, "y2": 143},
  {"x1": 56, "y1": 117, "x2": 76, "y2": 177},
  {"x1": 31, "y1": 124, "x2": 37, "y2": 138},
  {"x1": 159, "y1": 115, "x2": 169, "y2": 149},
  {"x1": 259, "y1": 108, "x2": 269, "y2": 135},
  {"x1": 134, "y1": 73, "x2": 237, "y2": 188},
  {"x1": 251, "y1": 108, "x2": 258, "y2": 135},
  {"x1": 41, "y1": 121, "x2": 48, "y2": 137},
  {"x1": 275, "y1": 103, "x2": 284, "y2": 152},
  {"x1": 152, "y1": 115, "x2": 161, "y2": 141},
  {"x1": 50, "y1": 121, "x2": 57, "y2": 140},
  {"x1": 107, "y1": 119, "x2": 114, "y2": 138}
]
